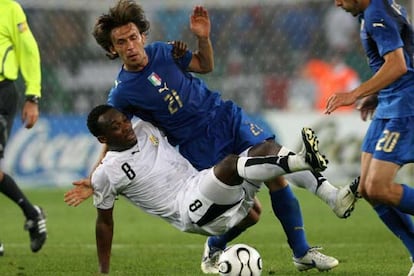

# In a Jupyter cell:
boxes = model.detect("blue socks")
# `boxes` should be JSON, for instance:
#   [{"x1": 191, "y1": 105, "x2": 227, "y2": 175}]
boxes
[
  {"x1": 397, "y1": 184, "x2": 414, "y2": 215},
  {"x1": 374, "y1": 204, "x2": 414, "y2": 258},
  {"x1": 208, "y1": 226, "x2": 246, "y2": 250},
  {"x1": 270, "y1": 185, "x2": 309, "y2": 257}
]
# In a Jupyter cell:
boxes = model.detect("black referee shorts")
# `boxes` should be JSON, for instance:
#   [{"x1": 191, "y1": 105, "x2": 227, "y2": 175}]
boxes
[{"x1": 0, "y1": 79, "x2": 18, "y2": 158}]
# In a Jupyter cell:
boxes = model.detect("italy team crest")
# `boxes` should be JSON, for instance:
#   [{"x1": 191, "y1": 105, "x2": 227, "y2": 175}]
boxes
[{"x1": 148, "y1": 72, "x2": 162, "y2": 87}]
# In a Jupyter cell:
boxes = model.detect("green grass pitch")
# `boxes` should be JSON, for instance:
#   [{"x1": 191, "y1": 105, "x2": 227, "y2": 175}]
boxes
[{"x1": 0, "y1": 187, "x2": 411, "y2": 275}]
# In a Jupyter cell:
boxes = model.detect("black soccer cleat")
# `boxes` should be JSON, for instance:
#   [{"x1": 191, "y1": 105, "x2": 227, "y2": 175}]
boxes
[
  {"x1": 24, "y1": 205, "x2": 47, "y2": 253},
  {"x1": 301, "y1": 127, "x2": 329, "y2": 172}
]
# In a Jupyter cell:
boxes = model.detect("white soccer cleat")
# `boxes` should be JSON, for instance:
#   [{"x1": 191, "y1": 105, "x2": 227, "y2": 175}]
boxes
[
  {"x1": 293, "y1": 247, "x2": 339, "y2": 272},
  {"x1": 0, "y1": 242, "x2": 4, "y2": 256},
  {"x1": 333, "y1": 184, "x2": 357, "y2": 219},
  {"x1": 201, "y1": 238, "x2": 222, "y2": 274},
  {"x1": 300, "y1": 127, "x2": 328, "y2": 172}
]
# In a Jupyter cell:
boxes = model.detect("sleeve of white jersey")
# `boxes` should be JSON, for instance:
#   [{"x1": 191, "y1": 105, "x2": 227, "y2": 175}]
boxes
[
  {"x1": 91, "y1": 166, "x2": 117, "y2": 210},
  {"x1": 136, "y1": 120, "x2": 169, "y2": 142}
]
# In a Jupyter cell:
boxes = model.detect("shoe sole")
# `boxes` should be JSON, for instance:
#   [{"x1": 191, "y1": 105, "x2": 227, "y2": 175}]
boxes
[
  {"x1": 301, "y1": 128, "x2": 328, "y2": 172},
  {"x1": 341, "y1": 204, "x2": 355, "y2": 219},
  {"x1": 294, "y1": 262, "x2": 339, "y2": 272},
  {"x1": 294, "y1": 259, "x2": 339, "y2": 272}
]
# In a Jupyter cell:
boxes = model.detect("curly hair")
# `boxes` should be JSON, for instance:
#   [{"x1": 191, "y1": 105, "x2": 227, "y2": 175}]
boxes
[
  {"x1": 87, "y1": 104, "x2": 113, "y2": 137},
  {"x1": 92, "y1": 0, "x2": 150, "y2": 60}
]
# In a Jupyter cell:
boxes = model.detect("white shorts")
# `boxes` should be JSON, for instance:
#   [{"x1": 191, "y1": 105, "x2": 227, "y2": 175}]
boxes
[{"x1": 180, "y1": 168, "x2": 260, "y2": 236}]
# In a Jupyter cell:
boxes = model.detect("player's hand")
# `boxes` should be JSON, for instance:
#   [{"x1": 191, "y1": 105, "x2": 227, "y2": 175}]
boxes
[
  {"x1": 190, "y1": 6, "x2": 210, "y2": 39},
  {"x1": 64, "y1": 178, "x2": 93, "y2": 207},
  {"x1": 22, "y1": 101, "x2": 39, "y2": 129},
  {"x1": 325, "y1": 92, "x2": 357, "y2": 114},
  {"x1": 169, "y1": 40, "x2": 188, "y2": 59},
  {"x1": 356, "y1": 94, "x2": 378, "y2": 121}
]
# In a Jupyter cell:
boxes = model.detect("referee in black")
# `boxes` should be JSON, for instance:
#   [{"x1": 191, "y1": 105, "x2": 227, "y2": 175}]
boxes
[{"x1": 0, "y1": 0, "x2": 47, "y2": 255}]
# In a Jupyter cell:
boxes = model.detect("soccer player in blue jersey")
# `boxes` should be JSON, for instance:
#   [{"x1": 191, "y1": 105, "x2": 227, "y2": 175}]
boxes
[
  {"x1": 85, "y1": 0, "x2": 358, "y2": 272},
  {"x1": 65, "y1": 105, "x2": 333, "y2": 274},
  {"x1": 326, "y1": 0, "x2": 414, "y2": 274}
]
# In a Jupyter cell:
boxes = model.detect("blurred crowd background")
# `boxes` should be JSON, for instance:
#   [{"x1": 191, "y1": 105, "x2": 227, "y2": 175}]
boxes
[
  {"x1": 18, "y1": 0, "x2": 412, "y2": 115},
  {"x1": 7, "y1": 0, "x2": 412, "y2": 186}
]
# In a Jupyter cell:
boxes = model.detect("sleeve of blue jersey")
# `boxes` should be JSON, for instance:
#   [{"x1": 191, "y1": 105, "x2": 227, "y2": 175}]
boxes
[{"x1": 365, "y1": 8, "x2": 404, "y2": 56}]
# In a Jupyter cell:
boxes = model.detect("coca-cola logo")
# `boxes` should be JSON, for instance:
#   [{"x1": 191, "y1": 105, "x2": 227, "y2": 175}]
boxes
[{"x1": 4, "y1": 116, "x2": 101, "y2": 187}]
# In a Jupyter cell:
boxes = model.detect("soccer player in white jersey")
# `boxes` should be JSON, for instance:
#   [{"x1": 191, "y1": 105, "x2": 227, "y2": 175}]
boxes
[
  {"x1": 87, "y1": 1, "x2": 357, "y2": 272},
  {"x1": 64, "y1": 105, "x2": 338, "y2": 274}
]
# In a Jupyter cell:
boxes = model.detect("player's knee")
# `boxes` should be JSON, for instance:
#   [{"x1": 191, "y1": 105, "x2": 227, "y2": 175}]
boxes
[
  {"x1": 219, "y1": 155, "x2": 239, "y2": 178},
  {"x1": 220, "y1": 154, "x2": 239, "y2": 169},
  {"x1": 248, "y1": 140, "x2": 281, "y2": 157},
  {"x1": 363, "y1": 181, "x2": 392, "y2": 203},
  {"x1": 215, "y1": 154, "x2": 242, "y2": 186}
]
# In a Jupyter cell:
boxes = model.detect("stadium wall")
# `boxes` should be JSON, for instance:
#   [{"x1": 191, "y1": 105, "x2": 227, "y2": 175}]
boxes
[
  {"x1": 4, "y1": 115, "x2": 101, "y2": 188},
  {"x1": 264, "y1": 111, "x2": 413, "y2": 185}
]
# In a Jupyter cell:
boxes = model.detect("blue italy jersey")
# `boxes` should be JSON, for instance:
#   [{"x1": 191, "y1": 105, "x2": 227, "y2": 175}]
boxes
[
  {"x1": 359, "y1": 0, "x2": 414, "y2": 118},
  {"x1": 108, "y1": 42, "x2": 273, "y2": 170},
  {"x1": 108, "y1": 42, "x2": 222, "y2": 146}
]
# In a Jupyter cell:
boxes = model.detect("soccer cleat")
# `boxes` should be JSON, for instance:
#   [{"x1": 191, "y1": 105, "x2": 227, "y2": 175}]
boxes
[
  {"x1": 201, "y1": 238, "x2": 223, "y2": 274},
  {"x1": 350, "y1": 176, "x2": 362, "y2": 198},
  {"x1": 300, "y1": 127, "x2": 328, "y2": 172},
  {"x1": 24, "y1": 205, "x2": 47, "y2": 253},
  {"x1": 333, "y1": 184, "x2": 357, "y2": 219},
  {"x1": 0, "y1": 242, "x2": 4, "y2": 256},
  {"x1": 293, "y1": 247, "x2": 339, "y2": 272}
]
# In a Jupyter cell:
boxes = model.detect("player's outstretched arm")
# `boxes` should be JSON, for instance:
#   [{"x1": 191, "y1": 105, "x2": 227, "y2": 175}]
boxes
[
  {"x1": 64, "y1": 178, "x2": 93, "y2": 207},
  {"x1": 188, "y1": 6, "x2": 213, "y2": 74},
  {"x1": 325, "y1": 48, "x2": 406, "y2": 114},
  {"x1": 190, "y1": 6, "x2": 210, "y2": 41},
  {"x1": 96, "y1": 208, "x2": 114, "y2": 274}
]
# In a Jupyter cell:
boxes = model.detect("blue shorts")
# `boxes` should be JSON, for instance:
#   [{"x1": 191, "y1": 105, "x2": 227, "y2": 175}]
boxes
[
  {"x1": 362, "y1": 117, "x2": 414, "y2": 166},
  {"x1": 179, "y1": 101, "x2": 275, "y2": 170}
]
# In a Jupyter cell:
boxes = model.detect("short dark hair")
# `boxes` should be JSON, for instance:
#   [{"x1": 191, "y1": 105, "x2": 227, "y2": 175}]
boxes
[
  {"x1": 93, "y1": 0, "x2": 150, "y2": 60},
  {"x1": 87, "y1": 104, "x2": 113, "y2": 137}
]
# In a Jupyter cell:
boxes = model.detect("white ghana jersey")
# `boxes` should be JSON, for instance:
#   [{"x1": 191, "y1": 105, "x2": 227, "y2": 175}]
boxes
[{"x1": 91, "y1": 120, "x2": 202, "y2": 231}]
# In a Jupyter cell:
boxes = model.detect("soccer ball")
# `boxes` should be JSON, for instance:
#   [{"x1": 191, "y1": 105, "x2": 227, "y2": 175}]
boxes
[{"x1": 218, "y1": 244, "x2": 262, "y2": 276}]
